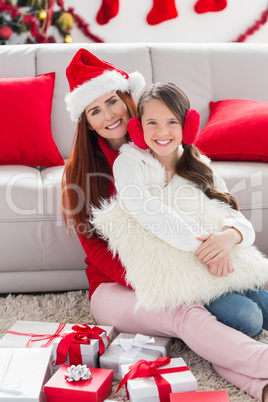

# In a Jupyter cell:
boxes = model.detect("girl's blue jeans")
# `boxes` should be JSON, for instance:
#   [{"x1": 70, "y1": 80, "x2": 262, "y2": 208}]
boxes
[{"x1": 205, "y1": 288, "x2": 268, "y2": 337}]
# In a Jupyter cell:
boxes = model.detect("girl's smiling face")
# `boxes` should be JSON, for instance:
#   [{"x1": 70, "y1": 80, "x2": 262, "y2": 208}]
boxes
[
  {"x1": 141, "y1": 98, "x2": 183, "y2": 163},
  {"x1": 85, "y1": 92, "x2": 130, "y2": 149}
]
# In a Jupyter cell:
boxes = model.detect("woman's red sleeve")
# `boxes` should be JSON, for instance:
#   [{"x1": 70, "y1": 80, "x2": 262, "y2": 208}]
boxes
[{"x1": 79, "y1": 235, "x2": 132, "y2": 288}]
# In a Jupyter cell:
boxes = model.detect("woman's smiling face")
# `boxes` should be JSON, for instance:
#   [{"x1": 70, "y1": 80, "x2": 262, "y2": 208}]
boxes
[{"x1": 85, "y1": 92, "x2": 130, "y2": 148}]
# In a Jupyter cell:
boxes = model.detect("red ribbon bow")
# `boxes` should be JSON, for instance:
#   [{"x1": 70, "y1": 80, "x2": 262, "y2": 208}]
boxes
[
  {"x1": 117, "y1": 357, "x2": 190, "y2": 402},
  {"x1": 55, "y1": 324, "x2": 109, "y2": 366},
  {"x1": 7, "y1": 322, "x2": 66, "y2": 348}
]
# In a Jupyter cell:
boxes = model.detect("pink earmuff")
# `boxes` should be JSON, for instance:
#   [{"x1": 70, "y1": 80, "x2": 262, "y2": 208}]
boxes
[{"x1": 127, "y1": 109, "x2": 200, "y2": 150}]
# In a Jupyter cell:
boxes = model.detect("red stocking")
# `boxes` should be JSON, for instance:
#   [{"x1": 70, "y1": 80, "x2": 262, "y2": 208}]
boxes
[
  {"x1": 96, "y1": 0, "x2": 119, "y2": 25},
  {"x1": 147, "y1": 0, "x2": 178, "y2": 25},
  {"x1": 194, "y1": 0, "x2": 227, "y2": 14}
]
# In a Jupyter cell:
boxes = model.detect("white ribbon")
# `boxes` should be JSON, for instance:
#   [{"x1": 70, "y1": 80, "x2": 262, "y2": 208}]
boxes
[
  {"x1": 115, "y1": 334, "x2": 156, "y2": 352},
  {"x1": 0, "y1": 349, "x2": 22, "y2": 395},
  {"x1": 116, "y1": 334, "x2": 167, "y2": 369}
]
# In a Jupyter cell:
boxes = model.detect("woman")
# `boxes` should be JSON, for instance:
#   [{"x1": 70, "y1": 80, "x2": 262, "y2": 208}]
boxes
[{"x1": 62, "y1": 48, "x2": 268, "y2": 401}]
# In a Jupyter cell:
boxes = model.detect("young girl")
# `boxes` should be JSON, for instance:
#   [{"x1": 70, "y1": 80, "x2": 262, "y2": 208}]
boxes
[
  {"x1": 63, "y1": 50, "x2": 268, "y2": 401},
  {"x1": 91, "y1": 82, "x2": 268, "y2": 330}
]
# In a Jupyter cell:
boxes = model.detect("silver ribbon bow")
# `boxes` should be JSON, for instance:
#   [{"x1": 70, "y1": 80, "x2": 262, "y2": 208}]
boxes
[{"x1": 64, "y1": 364, "x2": 91, "y2": 382}]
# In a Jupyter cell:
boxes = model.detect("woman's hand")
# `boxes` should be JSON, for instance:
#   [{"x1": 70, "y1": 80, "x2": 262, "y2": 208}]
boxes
[
  {"x1": 195, "y1": 227, "x2": 242, "y2": 265},
  {"x1": 207, "y1": 255, "x2": 234, "y2": 276}
]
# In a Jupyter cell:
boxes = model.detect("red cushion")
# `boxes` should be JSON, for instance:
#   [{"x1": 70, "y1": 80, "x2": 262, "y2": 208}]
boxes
[
  {"x1": 0, "y1": 72, "x2": 64, "y2": 167},
  {"x1": 195, "y1": 99, "x2": 268, "y2": 162}
]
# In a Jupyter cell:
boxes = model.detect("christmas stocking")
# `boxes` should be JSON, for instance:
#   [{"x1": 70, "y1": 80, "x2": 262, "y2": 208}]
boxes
[
  {"x1": 96, "y1": 0, "x2": 119, "y2": 25},
  {"x1": 147, "y1": 0, "x2": 178, "y2": 25},
  {"x1": 194, "y1": 0, "x2": 227, "y2": 14}
]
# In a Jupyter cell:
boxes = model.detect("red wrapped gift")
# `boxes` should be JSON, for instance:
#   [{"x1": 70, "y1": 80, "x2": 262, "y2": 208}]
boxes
[
  {"x1": 170, "y1": 390, "x2": 230, "y2": 401},
  {"x1": 44, "y1": 364, "x2": 113, "y2": 402}
]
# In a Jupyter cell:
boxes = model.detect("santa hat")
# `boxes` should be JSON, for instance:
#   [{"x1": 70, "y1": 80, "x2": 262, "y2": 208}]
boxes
[{"x1": 65, "y1": 48, "x2": 146, "y2": 123}]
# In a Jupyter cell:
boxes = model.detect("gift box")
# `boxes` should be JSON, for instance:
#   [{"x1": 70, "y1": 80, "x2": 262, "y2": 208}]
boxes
[
  {"x1": 0, "y1": 320, "x2": 73, "y2": 349},
  {"x1": 119, "y1": 357, "x2": 197, "y2": 402},
  {"x1": 170, "y1": 390, "x2": 230, "y2": 401},
  {"x1": 0, "y1": 348, "x2": 52, "y2": 401},
  {"x1": 44, "y1": 364, "x2": 113, "y2": 402},
  {"x1": 53, "y1": 324, "x2": 114, "y2": 370},
  {"x1": 0, "y1": 320, "x2": 114, "y2": 369},
  {"x1": 100, "y1": 333, "x2": 171, "y2": 380}
]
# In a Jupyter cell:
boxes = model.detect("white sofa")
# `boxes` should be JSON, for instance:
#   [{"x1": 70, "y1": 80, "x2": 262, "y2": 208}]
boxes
[{"x1": 0, "y1": 42, "x2": 268, "y2": 294}]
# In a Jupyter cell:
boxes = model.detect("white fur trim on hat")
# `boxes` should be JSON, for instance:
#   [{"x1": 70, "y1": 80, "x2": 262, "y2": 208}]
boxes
[{"x1": 65, "y1": 69, "x2": 145, "y2": 123}]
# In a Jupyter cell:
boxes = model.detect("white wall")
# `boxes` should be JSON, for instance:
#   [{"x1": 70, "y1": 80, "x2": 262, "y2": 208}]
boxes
[{"x1": 63, "y1": 0, "x2": 268, "y2": 44}]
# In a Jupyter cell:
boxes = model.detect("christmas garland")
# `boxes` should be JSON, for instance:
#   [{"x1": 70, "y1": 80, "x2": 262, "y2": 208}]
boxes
[
  {"x1": 0, "y1": 0, "x2": 104, "y2": 44},
  {"x1": 64, "y1": 6, "x2": 104, "y2": 44},
  {"x1": 0, "y1": 0, "x2": 267, "y2": 45},
  {"x1": 233, "y1": 9, "x2": 268, "y2": 43}
]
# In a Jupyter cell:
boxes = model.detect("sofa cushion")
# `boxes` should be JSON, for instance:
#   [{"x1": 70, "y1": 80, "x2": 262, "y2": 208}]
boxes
[
  {"x1": 0, "y1": 72, "x2": 64, "y2": 167},
  {"x1": 195, "y1": 99, "x2": 268, "y2": 162}
]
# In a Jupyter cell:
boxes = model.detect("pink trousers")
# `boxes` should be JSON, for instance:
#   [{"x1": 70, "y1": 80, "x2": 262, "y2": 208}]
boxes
[{"x1": 91, "y1": 282, "x2": 268, "y2": 401}]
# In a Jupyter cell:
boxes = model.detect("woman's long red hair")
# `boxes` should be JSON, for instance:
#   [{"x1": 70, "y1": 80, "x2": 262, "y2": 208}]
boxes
[{"x1": 62, "y1": 91, "x2": 137, "y2": 237}]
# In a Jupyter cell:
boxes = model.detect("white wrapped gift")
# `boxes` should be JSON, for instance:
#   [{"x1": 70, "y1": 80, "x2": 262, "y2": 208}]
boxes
[
  {"x1": 53, "y1": 324, "x2": 114, "y2": 370},
  {"x1": 100, "y1": 333, "x2": 171, "y2": 380},
  {"x1": 0, "y1": 320, "x2": 74, "y2": 349},
  {"x1": 0, "y1": 320, "x2": 74, "y2": 370},
  {"x1": 120, "y1": 357, "x2": 197, "y2": 402},
  {"x1": 0, "y1": 348, "x2": 52, "y2": 401},
  {"x1": 0, "y1": 320, "x2": 114, "y2": 369}
]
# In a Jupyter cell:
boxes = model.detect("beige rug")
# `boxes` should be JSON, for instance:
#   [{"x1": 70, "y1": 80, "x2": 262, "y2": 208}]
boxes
[{"x1": 0, "y1": 290, "x2": 266, "y2": 401}]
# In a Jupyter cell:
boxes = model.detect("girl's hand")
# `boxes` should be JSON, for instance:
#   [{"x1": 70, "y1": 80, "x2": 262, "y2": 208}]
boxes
[
  {"x1": 195, "y1": 228, "x2": 242, "y2": 265},
  {"x1": 207, "y1": 255, "x2": 234, "y2": 276}
]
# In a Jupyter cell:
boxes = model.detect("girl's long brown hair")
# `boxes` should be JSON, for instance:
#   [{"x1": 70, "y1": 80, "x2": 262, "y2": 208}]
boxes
[
  {"x1": 62, "y1": 91, "x2": 138, "y2": 237},
  {"x1": 138, "y1": 83, "x2": 239, "y2": 211}
]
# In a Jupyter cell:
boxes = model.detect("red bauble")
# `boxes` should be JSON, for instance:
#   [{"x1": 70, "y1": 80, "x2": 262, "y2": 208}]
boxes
[
  {"x1": 0, "y1": 25, "x2": 13, "y2": 39},
  {"x1": 47, "y1": 36, "x2": 56, "y2": 43}
]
